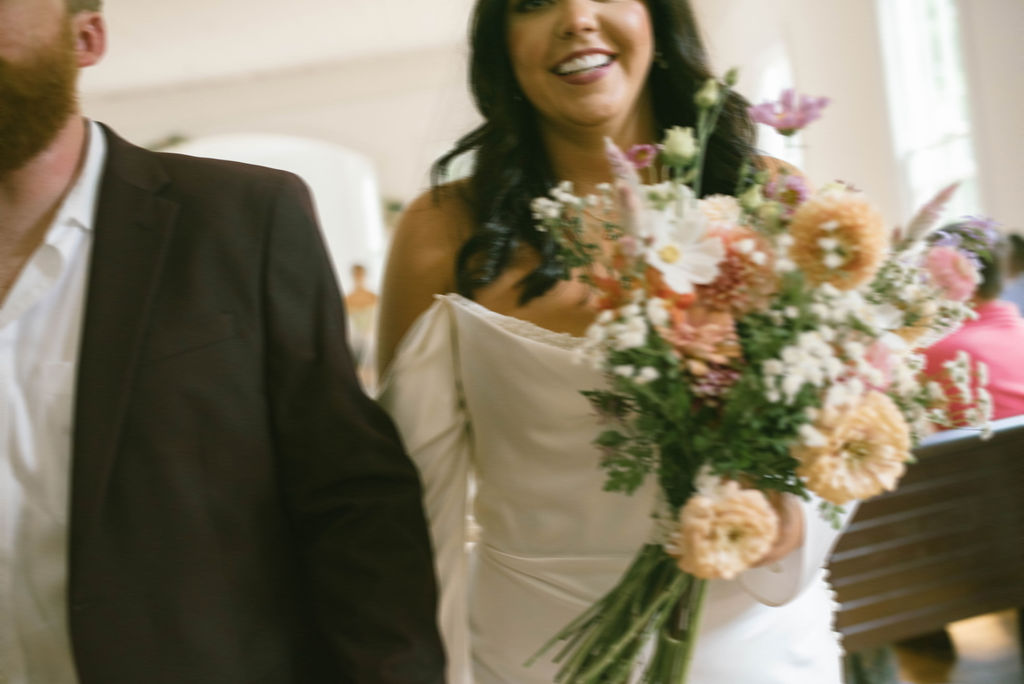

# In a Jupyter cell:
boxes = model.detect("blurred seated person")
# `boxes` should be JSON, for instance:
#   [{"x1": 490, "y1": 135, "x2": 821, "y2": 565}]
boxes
[
  {"x1": 922, "y1": 220, "x2": 1024, "y2": 421},
  {"x1": 999, "y1": 233, "x2": 1024, "y2": 314},
  {"x1": 899, "y1": 220, "x2": 1024, "y2": 664},
  {"x1": 846, "y1": 220, "x2": 1024, "y2": 684}
]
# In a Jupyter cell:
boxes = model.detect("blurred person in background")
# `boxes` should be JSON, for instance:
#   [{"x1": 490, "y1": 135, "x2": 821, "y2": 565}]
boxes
[
  {"x1": 922, "y1": 220, "x2": 1024, "y2": 421},
  {"x1": 846, "y1": 218, "x2": 1024, "y2": 683},
  {"x1": 999, "y1": 233, "x2": 1024, "y2": 313}
]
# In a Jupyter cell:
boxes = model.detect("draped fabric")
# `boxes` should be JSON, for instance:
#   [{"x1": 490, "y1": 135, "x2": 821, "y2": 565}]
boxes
[{"x1": 379, "y1": 294, "x2": 848, "y2": 683}]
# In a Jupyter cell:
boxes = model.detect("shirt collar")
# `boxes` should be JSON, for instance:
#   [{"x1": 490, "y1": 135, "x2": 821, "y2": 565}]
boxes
[{"x1": 52, "y1": 119, "x2": 108, "y2": 235}]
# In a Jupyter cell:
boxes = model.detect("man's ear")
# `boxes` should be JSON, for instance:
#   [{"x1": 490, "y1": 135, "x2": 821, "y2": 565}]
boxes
[{"x1": 72, "y1": 12, "x2": 106, "y2": 68}]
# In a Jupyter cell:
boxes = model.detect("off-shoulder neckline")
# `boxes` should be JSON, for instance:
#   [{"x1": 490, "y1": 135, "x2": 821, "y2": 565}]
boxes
[{"x1": 440, "y1": 293, "x2": 587, "y2": 352}]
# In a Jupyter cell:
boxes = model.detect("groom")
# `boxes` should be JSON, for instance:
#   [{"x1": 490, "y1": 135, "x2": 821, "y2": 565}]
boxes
[{"x1": 0, "y1": 1, "x2": 444, "y2": 682}]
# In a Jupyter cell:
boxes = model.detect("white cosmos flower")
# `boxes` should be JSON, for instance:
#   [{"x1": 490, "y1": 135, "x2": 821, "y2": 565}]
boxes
[{"x1": 640, "y1": 190, "x2": 724, "y2": 294}]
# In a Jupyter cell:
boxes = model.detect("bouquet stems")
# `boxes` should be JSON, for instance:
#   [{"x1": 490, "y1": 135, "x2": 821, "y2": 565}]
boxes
[{"x1": 528, "y1": 544, "x2": 709, "y2": 683}]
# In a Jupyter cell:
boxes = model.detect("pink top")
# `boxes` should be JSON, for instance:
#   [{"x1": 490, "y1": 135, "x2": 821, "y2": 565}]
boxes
[{"x1": 923, "y1": 300, "x2": 1024, "y2": 421}]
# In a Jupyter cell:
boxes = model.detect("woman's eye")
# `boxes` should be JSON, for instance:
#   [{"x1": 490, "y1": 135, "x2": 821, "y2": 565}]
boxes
[{"x1": 513, "y1": 0, "x2": 554, "y2": 13}]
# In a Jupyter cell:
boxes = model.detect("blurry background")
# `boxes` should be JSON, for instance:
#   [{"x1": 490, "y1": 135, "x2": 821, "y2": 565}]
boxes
[{"x1": 80, "y1": 0, "x2": 1024, "y2": 292}]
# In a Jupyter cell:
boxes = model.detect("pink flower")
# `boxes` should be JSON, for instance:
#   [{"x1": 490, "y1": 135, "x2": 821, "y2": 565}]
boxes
[
  {"x1": 605, "y1": 137, "x2": 643, "y2": 236},
  {"x1": 627, "y1": 144, "x2": 660, "y2": 170},
  {"x1": 864, "y1": 339, "x2": 895, "y2": 391},
  {"x1": 749, "y1": 88, "x2": 830, "y2": 136},
  {"x1": 696, "y1": 225, "x2": 777, "y2": 315},
  {"x1": 925, "y1": 245, "x2": 980, "y2": 302},
  {"x1": 660, "y1": 306, "x2": 741, "y2": 368}
]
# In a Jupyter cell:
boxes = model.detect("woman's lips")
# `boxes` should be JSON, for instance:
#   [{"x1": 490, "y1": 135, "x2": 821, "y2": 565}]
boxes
[
  {"x1": 556, "y1": 61, "x2": 614, "y2": 85},
  {"x1": 552, "y1": 53, "x2": 617, "y2": 85}
]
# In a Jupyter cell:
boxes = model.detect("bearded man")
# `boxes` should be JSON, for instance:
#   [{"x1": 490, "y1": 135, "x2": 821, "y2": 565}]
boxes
[{"x1": 0, "y1": 2, "x2": 445, "y2": 682}]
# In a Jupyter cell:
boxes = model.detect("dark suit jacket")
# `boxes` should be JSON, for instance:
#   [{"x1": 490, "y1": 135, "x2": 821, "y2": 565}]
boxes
[{"x1": 66, "y1": 125, "x2": 445, "y2": 683}]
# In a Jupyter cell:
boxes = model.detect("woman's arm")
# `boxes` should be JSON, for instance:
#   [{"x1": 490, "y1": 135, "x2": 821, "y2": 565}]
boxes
[{"x1": 377, "y1": 185, "x2": 473, "y2": 375}]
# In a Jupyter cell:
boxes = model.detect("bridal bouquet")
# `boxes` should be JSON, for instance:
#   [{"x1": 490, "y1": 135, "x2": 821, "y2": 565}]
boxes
[{"x1": 527, "y1": 75, "x2": 992, "y2": 683}]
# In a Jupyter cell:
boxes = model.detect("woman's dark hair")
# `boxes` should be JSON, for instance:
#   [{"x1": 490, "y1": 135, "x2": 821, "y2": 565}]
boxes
[
  {"x1": 1008, "y1": 233, "x2": 1024, "y2": 279},
  {"x1": 434, "y1": 0, "x2": 758, "y2": 303}
]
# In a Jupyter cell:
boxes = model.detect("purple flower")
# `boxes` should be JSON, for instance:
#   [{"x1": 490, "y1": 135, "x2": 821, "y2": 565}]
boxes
[
  {"x1": 626, "y1": 144, "x2": 660, "y2": 170},
  {"x1": 963, "y1": 215, "x2": 1002, "y2": 248},
  {"x1": 762, "y1": 174, "x2": 810, "y2": 219},
  {"x1": 931, "y1": 215, "x2": 1003, "y2": 269},
  {"x1": 749, "y1": 88, "x2": 830, "y2": 136},
  {"x1": 763, "y1": 173, "x2": 809, "y2": 214}
]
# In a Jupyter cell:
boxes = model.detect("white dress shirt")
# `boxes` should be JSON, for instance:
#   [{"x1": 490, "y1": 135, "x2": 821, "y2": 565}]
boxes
[{"x1": 1, "y1": 120, "x2": 106, "y2": 684}]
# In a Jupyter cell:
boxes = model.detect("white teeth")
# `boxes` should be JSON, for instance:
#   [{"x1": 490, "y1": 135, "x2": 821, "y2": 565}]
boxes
[{"x1": 554, "y1": 53, "x2": 613, "y2": 75}]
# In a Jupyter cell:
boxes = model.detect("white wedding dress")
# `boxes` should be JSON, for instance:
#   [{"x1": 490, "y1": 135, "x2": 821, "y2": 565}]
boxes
[{"x1": 379, "y1": 294, "x2": 848, "y2": 684}]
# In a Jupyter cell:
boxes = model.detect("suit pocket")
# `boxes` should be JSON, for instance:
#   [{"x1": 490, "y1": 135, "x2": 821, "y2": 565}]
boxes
[{"x1": 144, "y1": 312, "x2": 237, "y2": 364}]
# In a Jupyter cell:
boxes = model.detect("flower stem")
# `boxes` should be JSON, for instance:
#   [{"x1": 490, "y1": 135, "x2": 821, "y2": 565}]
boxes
[
  {"x1": 676, "y1": 579, "x2": 708, "y2": 679},
  {"x1": 575, "y1": 572, "x2": 688, "y2": 682}
]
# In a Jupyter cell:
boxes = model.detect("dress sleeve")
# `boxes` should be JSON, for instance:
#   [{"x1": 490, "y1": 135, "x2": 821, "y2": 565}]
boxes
[
  {"x1": 738, "y1": 495, "x2": 858, "y2": 606},
  {"x1": 377, "y1": 298, "x2": 473, "y2": 683}
]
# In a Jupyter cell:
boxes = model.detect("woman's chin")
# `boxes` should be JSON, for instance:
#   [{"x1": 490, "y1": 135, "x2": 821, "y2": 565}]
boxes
[{"x1": 552, "y1": 102, "x2": 632, "y2": 132}]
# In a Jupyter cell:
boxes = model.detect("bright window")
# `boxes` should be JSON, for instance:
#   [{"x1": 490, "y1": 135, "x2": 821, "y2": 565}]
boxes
[{"x1": 877, "y1": 0, "x2": 980, "y2": 220}]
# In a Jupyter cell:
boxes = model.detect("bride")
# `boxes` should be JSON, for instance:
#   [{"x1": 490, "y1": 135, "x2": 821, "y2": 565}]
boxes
[{"x1": 377, "y1": 0, "x2": 849, "y2": 681}]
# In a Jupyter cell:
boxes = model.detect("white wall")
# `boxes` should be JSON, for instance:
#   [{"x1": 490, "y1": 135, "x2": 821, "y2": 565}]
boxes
[
  {"x1": 81, "y1": 0, "x2": 476, "y2": 94},
  {"x1": 82, "y1": 45, "x2": 480, "y2": 205},
  {"x1": 695, "y1": 0, "x2": 1022, "y2": 230},
  {"x1": 695, "y1": 0, "x2": 901, "y2": 222},
  {"x1": 957, "y1": 0, "x2": 1024, "y2": 232},
  {"x1": 84, "y1": 1, "x2": 1020, "y2": 232}
]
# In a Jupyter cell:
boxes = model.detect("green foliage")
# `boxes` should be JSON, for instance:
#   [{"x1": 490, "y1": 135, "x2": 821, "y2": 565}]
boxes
[{"x1": 818, "y1": 501, "x2": 846, "y2": 530}]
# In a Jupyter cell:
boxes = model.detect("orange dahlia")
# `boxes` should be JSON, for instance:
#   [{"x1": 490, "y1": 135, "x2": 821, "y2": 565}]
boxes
[
  {"x1": 670, "y1": 480, "x2": 779, "y2": 580},
  {"x1": 793, "y1": 391, "x2": 912, "y2": 505},
  {"x1": 788, "y1": 189, "x2": 887, "y2": 290}
]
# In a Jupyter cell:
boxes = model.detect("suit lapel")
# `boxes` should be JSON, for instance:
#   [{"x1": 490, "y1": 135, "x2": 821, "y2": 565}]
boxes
[{"x1": 70, "y1": 126, "x2": 179, "y2": 538}]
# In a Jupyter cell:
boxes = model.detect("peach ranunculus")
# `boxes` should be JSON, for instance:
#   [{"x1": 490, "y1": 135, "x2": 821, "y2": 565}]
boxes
[
  {"x1": 924, "y1": 245, "x2": 980, "y2": 302},
  {"x1": 668, "y1": 477, "x2": 779, "y2": 580},
  {"x1": 788, "y1": 187, "x2": 887, "y2": 291},
  {"x1": 792, "y1": 391, "x2": 912, "y2": 505}
]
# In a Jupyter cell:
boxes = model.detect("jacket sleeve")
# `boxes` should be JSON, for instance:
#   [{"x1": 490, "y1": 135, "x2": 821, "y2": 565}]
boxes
[
  {"x1": 378, "y1": 298, "x2": 474, "y2": 684},
  {"x1": 262, "y1": 173, "x2": 446, "y2": 683}
]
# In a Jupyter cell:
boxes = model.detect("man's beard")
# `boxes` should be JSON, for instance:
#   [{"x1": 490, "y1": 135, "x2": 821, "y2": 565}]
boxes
[{"x1": 0, "y1": 19, "x2": 79, "y2": 178}]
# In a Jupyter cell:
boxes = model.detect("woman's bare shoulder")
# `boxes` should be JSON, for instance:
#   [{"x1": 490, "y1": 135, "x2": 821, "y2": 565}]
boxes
[
  {"x1": 396, "y1": 180, "x2": 475, "y2": 250},
  {"x1": 756, "y1": 155, "x2": 811, "y2": 187},
  {"x1": 377, "y1": 180, "x2": 475, "y2": 372}
]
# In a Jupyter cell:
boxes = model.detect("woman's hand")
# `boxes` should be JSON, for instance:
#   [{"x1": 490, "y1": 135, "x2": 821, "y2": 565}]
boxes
[{"x1": 754, "y1": 492, "x2": 805, "y2": 567}]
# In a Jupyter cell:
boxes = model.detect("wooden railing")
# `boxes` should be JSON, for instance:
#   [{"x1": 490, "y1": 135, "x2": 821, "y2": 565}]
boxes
[{"x1": 827, "y1": 415, "x2": 1024, "y2": 653}]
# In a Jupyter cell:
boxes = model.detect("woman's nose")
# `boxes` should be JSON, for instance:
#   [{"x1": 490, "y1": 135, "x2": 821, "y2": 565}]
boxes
[{"x1": 558, "y1": 0, "x2": 599, "y2": 38}]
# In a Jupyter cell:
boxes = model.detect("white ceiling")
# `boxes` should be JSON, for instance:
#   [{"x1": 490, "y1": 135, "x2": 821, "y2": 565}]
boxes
[{"x1": 81, "y1": 0, "x2": 476, "y2": 95}]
